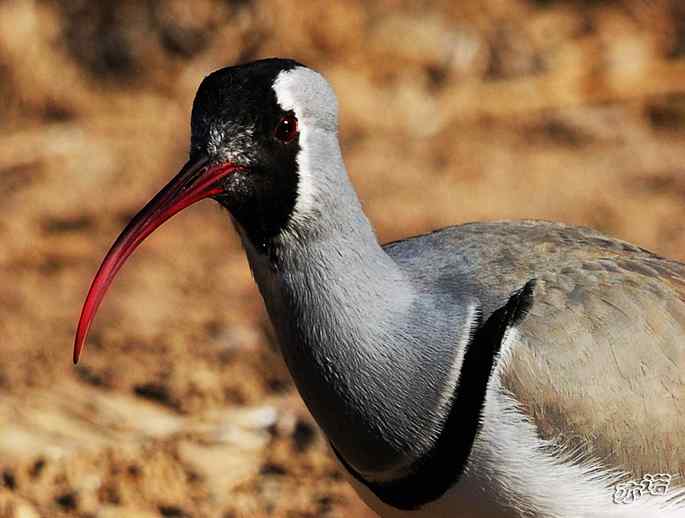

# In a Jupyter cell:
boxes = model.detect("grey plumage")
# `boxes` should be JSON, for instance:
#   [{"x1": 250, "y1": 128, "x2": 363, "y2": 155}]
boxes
[
  {"x1": 246, "y1": 65, "x2": 685, "y2": 513},
  {"x1": 73, "y1": 59, "x2": 685, "y2": 517}
]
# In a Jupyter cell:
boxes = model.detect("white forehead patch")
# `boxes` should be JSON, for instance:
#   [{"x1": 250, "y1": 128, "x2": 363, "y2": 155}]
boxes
[{"x1": 272, "y1": 67, "x2": 338, "y2": 227}]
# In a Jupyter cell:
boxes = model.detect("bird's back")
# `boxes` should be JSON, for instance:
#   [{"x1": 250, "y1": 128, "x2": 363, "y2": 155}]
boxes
[{"x1": 385, "y1": 220, "x2": 685, "y2": 485}]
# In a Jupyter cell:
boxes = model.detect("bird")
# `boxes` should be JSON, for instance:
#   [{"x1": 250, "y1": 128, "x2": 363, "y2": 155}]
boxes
[{"x1": 73, "y1": 58, "x2": 685, "y2": 518}]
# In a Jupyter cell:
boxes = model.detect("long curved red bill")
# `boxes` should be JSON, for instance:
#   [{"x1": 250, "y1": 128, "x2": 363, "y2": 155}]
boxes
[{"x1": 73, "y1": 156, "x2": 240, "y2": 364}]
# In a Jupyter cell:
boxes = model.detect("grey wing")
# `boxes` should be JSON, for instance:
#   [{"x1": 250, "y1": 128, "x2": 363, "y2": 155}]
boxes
[
  {"x1": 387, "y1": 220, "x2": 685, "y2": 477},
  {"x1": 499, "y1": 258, "x2": 685, "y2": 480}
]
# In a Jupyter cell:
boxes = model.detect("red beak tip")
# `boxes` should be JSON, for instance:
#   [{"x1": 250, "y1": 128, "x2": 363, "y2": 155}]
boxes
[{"x1": 71, "y1": 157, "x2": 235, "y2": 366}]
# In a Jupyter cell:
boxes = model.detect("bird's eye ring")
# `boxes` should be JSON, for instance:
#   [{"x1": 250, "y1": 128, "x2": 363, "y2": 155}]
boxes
[{"x1": 274, "y1": 113, "x2": 299, "y2": 143}]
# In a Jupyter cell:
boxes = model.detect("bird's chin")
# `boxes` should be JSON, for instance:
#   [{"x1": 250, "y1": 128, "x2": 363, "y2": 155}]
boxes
[{"x1": 212, "y1": 192, "x2": 236, "y2": 212}]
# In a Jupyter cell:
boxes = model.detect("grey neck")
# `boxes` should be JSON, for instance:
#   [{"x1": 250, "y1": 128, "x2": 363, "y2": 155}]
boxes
[{"x1": 237, "y1": 143, "x2": 471, "y2": 480}]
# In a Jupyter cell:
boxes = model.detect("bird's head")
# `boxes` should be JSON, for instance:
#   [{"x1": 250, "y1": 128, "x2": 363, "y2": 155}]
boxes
[{"x1": 73, "y1": 58, "x2": 339, "y2": 363}]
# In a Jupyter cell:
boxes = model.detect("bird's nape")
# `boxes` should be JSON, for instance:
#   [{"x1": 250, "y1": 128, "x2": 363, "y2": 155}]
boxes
[
  {"x1": 73, "y1": 156, "x2": 241, "y2": 364},
  {"x1": 69, "y1": 58, "x2": 685, "y2": 517}
]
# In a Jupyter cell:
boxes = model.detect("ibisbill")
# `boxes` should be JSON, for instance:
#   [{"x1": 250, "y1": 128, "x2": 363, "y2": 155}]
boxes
[{"x1": 73, "y1": 58, "x2": 685, "y2": 518}]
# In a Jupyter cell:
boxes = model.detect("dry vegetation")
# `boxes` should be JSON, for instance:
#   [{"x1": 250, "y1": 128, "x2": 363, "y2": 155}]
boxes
[{"x1": 2, "y1": 0, "x2": 685, "y2": 516}]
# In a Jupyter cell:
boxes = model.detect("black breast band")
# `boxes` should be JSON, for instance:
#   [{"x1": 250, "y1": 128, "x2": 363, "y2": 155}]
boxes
[{"x1": 331, "y1": 279, "x2": 536, "y2": 510}]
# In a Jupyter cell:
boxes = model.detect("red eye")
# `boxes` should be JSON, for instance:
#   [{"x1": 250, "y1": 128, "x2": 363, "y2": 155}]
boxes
[{"x1": 274, "y1": 113, "x2": 299, "y2": 143}]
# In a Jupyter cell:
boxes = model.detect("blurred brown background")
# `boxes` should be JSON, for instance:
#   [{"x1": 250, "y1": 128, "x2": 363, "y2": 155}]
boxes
[{"x1": 2, "y1": 0, "x2": 685, "y2": 516}]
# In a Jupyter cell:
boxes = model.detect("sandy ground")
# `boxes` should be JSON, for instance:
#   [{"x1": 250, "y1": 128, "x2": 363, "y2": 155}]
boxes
[{"x1": 2, "y1": 0, "x2": 685, "y2": 516}]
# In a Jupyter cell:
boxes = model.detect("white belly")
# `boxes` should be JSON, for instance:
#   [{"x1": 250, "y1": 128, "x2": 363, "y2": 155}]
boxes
[{"x1": 338, "y1": 385, "x2": 683, "y2": 518}]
